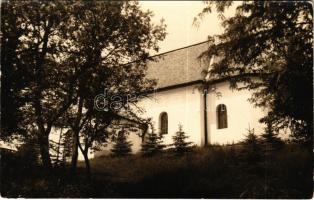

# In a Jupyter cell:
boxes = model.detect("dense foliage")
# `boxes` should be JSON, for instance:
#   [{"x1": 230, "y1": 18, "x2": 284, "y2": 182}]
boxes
[
  {"x1": 141, "y1": 130, "x2": 165, "y2": 156},
  {"x1": 195, "y1": 1, "x2": 313, "y2": 142},
  {"x1": 171, "y1": 125, "x2": 193, "y2": 155},
  {"x1": 1, "y1": 0, "x2": 166, "y2": 169},
  {"x1": 111, "y1": 130, "x2": 133, "y2": 157}
]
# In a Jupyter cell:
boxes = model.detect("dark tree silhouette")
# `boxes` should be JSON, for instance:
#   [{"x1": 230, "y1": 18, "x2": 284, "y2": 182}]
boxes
[
  {"x1": 195, "y1": 1, "x2": 313, "y2": 143},
  {"x1": 240, "y1": 127, "x2": 262, "y2": 164},
  {"x1": 1, "y1": 1, "x2": 166, "y2": 170},
  {"x1": 260, "y1": 120, "x2": 284, "y2": 156},
  {"x1": 141, "y1": 126, "x2": 165, "y2": 156},
  {"x1": 111, "y1": 129, "x2": 132, "y2": 157},
  {"x1": 172, "y1": 124, "x2": 193, "y2": 155}
]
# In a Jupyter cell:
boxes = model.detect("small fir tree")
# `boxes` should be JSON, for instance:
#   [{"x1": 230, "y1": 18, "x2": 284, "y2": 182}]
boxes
[
  {"x1": 172, "y1": 124, "x2": 193, "y2": 155},
  {"x1": 141, "y1": 128, "x2": 165, "y2": 156},
  {"x1": 111, "y1": 129, "x2": 132, "y2": 157},
  {"x1": 240, "y1": 127, "x2": 262, "y2": 164},
  {"x1": 261, "y1": 120, "x2": 284, "y2": 156}
]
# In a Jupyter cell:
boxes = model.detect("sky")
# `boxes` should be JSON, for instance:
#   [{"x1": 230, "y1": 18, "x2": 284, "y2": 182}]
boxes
[{"x1": 139, "y1": 1, "x2": 238, "y2": 55}]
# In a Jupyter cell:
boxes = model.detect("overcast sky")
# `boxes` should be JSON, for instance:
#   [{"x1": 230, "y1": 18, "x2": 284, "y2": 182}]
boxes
[{"x1": 139, "y1": 1, "x2": 238, "y2": 54}]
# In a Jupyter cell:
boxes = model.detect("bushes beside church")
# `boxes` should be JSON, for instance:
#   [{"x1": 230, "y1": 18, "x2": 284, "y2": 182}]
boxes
[
  {"x1": 111, "y1": 129, "x2": 133, "y2": 157},
  {"x1": 140, "y1": 125, "x2": 194, "y2": 156},
  {"x1": 171, "y1": 125, "x2": 194, "y2": 155},
  {"x1": 141, "y1": 132, "x2": 165, "y2": 156}
]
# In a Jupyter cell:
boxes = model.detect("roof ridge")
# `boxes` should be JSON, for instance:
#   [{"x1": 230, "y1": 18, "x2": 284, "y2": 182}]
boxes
[
  {"x1": 149, "y1": 40, "x2": 209, "y2": 58},
  {"x1": 121, "y1": 40, "x2": 209, "y2": 66}
]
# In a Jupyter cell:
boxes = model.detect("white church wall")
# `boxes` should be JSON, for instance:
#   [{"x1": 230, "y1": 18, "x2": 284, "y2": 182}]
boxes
[
  {"x1": 93, "y1": 83, "x2": 204, "y2": 156},
  {"x1": 111, "y1": 81, "x2": 268, "y2": 153},
  {"x1": 137, "y1": 83, "x2": 205, "y2": 149},
  {"x1": 49, "y1": 81, "x2": 268, "y2": 159},
  {"x1": 206, "y1": 81, "x2": 266, "y2": 144}
]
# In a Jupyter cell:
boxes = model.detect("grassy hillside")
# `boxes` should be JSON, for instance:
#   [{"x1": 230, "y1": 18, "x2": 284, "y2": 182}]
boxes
[
  {"x1": 85, "y1": 144, "x2": 312, "y2": 198},
  {"x1": 1, "y1": 144, "x2": 312, "y2": 198}
]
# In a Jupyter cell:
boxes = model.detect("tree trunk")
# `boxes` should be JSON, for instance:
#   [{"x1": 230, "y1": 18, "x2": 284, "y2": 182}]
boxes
[
  {"x1": 70, "y1": 97, "x2": 84, "y2": 174},
  {"x1": 82, "y1": 150, "x2": 91, "y2": 179},
  {"x1": 70, "y1": 133, "x2": 79, "y2": 174},
  {"x1": 38, "y1": 133, "x2": 52, "y2": 169}
]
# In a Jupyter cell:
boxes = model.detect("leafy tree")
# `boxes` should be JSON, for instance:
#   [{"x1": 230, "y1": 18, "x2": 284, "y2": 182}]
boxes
[
  {"x1": 141, "y1": 126, "x2": 165, "y2": 156},
  {"x1": 60, "y1": 1, "x2": 166, "y2": 172},
  {"x1": 1, "y1": 0, "x2": 166, "y2": 170},
  {"x1": 172, "y1": 124, "x2": 193, "y2": 155},
  {"x1": 195, "y1": 1, "x2": 313, "y2": 143},
  {"x1": 111, "y1": 129, "x2": 132, "y2": 157},
  {"x1": 77, "y1": 118, "x2": 111, "y2": 176},
  {"x1": 1, "y1": 2, "x2": 27, "y2": 141},
  {"x1": 1, "y1": 1, "x2": 79, "y2": 169}
]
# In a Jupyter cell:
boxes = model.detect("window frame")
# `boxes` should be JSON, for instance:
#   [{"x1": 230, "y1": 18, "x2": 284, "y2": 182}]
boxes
[
  {"x1": 159, "y1": 112, "x2": 168, "y2": 135},
  {"x1": 217, "y1": 104, "x2": 228, "y2": 129}
]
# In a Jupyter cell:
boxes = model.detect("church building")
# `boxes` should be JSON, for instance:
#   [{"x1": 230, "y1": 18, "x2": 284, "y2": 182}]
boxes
[{"x1": 96, "y1": 41, "x2": 266, "y2": 156}]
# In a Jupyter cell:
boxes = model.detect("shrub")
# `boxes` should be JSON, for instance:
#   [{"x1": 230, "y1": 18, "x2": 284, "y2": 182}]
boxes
[
  {"x1": 141, "y1": 130, "x2": 165, "y2": 156},
  {"x1": 111, "y1": 129, "x2": 132, "y2": 157},
  {"x1": 172, "y1": 124, "x2": 193, "y2": 155},
  {"x1": 260, "y1": 120, "x2": 284, "y2": 155},
  {"x1": 239, "y1": 127, "x2": 262, "y2": 164},
  {"x1": 16, "y1": 137, "x2": 40, "y2": 168}
]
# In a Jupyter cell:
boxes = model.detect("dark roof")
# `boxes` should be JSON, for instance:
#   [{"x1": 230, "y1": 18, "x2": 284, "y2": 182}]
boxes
[{"x1": 145, "y1": 41, "x2": 210, "y2": 89}]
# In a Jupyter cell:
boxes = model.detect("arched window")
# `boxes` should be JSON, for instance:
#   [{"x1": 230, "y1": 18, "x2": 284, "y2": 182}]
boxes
[
  {"x1": 159, "y1": 112, "x2": 168, "y2": 135},
  {"x1": 217, "y1": 104, "x2": 228, "y2": 129}
]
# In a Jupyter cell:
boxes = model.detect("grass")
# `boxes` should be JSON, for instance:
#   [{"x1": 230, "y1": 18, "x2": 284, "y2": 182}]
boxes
[
  {"x1": 1, "y1": 144, "x2": 313, "y2": 198},
  {"x1": 82, "y1": 144, "x2": 313, "y2": 198}
]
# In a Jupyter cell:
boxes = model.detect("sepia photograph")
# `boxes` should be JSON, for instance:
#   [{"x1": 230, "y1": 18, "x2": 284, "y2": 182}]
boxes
[{"x1": 1, "y1": 0, "x2": 313, "y2": 198}]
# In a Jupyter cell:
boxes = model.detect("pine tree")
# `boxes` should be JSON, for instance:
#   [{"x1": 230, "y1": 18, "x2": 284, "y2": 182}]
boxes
[
  {"x1": 141, "y1": 129, "x2": 165, "y2": 156},
  {"x1": 172, "y1": 124, "x2": 193, "y2": 155},
  {"x1": 240, "y1": 127, "x2": 262, "y2": 164},
  {"x1": 111, "y1": 130, "x2": 132, "y2": 157},
  {"x1": 261, "y1": 120, "x2": 284, "y2": 156}
]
